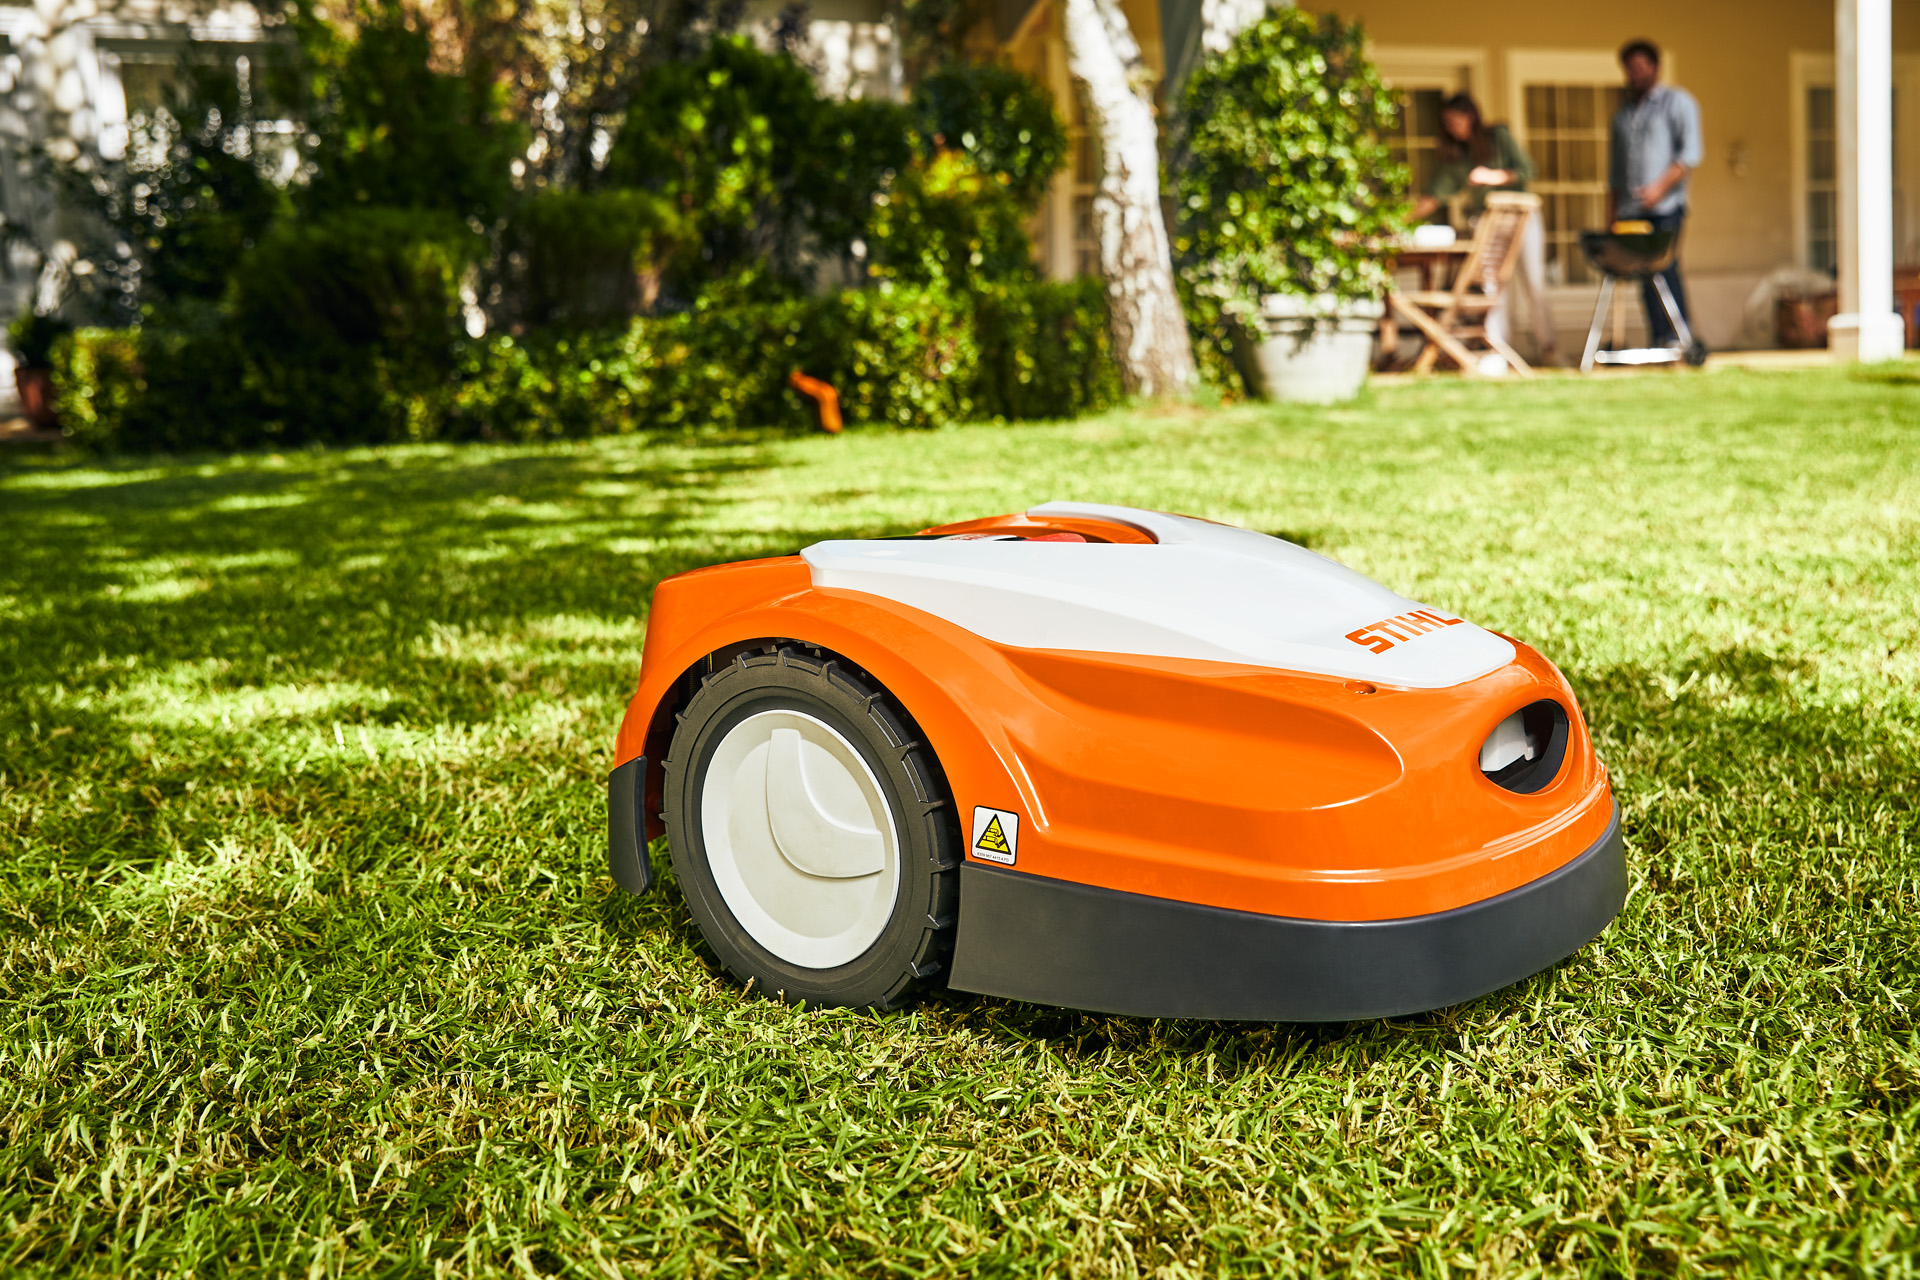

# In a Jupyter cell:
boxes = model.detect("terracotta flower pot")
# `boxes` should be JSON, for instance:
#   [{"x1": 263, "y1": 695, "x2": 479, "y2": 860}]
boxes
[{"x1": 14, "y1": 366, "x2": 56, "y2": 428}]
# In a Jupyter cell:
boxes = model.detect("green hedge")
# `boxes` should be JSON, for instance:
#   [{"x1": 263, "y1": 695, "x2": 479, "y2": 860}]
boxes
[
  {"x1": 511, "y1": 189, "x2": 683, "y2": 329},
  {"x1": 51, "y1": 281, "x2": 1119, "y2": 451},
  {"x1": 451, "y1": 287, "x2": 980, "y2": 440},
  {"x1": 230, "y1": 208, "x2": 483, "y2": 445},
  {"x1": 972, "y1": 278, "x2": 1122, "y2": 422}
]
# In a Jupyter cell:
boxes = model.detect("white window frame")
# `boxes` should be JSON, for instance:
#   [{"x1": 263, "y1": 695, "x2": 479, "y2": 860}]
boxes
[
  {"x1": 1370, "y1": 45, "x2": 1487, "y2": 98},
  {"x1": 1505, "y1": 50, "x2": 1634, "y2": 294},
  {"x1": 1370, "y1": 46, "x2": 1486, "y2": 215},
  {"x1": 1791, "y1": 50, "x2": 1920, "y2": 271}
]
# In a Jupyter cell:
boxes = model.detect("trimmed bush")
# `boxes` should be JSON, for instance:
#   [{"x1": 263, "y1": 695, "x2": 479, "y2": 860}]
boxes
[
  {"x1": 866, "y1": 152, "x2": 1037, "y2": 293},
  {"x1": 456, "y1": 288, "x2": 981, "y2": 440},
  {"x1": 909, "y1": 63, "x2": 1068, "y2": 210},
  {"x1": 51, "y1": 308, "x2": 255, "y2": 453},
  {"x1": 229, "y1": 208, "x2": 482, "y2": 444},
  {"x1": 49, "y1": 329, "x2": 141, "y2": 450},
  {"x1": 51, "y1": 280, "x2": 1117, "y2": 452},
  {"x1": 510, "y1": 189, "x2": 683, "y2": 329}
]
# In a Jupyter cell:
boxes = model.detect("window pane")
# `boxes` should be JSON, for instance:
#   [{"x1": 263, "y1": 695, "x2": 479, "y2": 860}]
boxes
[
  {"x1": 1810, "y1": 137, "x2": 1835, "y2": 184},
  {"x1": 1412, "y1": 150, "x2": 1437, "y2": 193},
  {"x1": 1413, "y1": 88, "x2": 1442, "y2": 137},
  {"x1": 1565, "y1": 87, "x2": 1595, "y2": 130},
  {"x1": 1807, "y1": 86, "x2": 1835, "y2": 133},
  {"x1": 1567, "y1": 138, "x2": 1598, "y2": 182},
  {"x1": 1525, "y1": 85, "x2": 1551, "y2": 130},
  {"x1": 1808, "y1": 191, "x2": 1833, "y2": 236}
]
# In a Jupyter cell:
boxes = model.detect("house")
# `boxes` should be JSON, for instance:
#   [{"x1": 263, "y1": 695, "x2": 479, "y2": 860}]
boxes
[
  {"x1": 0, "y1": 0, "x2": 900, "y2": 341},
  {"x1": 1003, "y1": 0, "x2": 1920, "y2": 357},
  {"x1": 3, "y1": 0, "x2": 1910, "y2": 372}
]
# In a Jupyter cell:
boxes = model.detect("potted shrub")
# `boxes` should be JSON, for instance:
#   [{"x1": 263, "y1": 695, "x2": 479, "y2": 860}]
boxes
[
  {"x1": 8, "y1": 310, "x2": 73, "y2": 427},
  {"x1": 1172, "y1": 9, "x2": 1406, "y2": 403}
]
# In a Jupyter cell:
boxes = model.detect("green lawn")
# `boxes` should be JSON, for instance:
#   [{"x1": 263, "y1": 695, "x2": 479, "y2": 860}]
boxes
[{"x1": 4, "y1": 368, "x2": 1918, "y2": 1276}]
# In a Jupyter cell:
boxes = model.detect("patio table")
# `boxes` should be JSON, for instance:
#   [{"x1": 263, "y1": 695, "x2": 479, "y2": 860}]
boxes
[{"x1": 1377, "y1": 244, "x2": 1473, "y2": 371}]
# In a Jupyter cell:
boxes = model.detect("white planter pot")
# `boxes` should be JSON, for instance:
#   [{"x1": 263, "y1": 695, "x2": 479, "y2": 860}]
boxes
[{"x1": 1242, "y1": 294, "x2": 1384, "y2": 404}]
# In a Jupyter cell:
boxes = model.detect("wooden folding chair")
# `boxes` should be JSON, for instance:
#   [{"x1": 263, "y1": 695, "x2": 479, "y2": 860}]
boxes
[{"x1": 1389, "y1": 192, "x2": 1540, "y2": 377}]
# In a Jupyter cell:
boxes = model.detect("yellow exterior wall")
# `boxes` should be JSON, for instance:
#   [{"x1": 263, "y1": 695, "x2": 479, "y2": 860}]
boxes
[
  {"x1": 1004, "y1": 0, "x2": 1920, "y2": 345},
  {"x1": 1304, "y1": 0, "x2": 1919, "y2": 275},
  {"x1": 1299, "y1": 0, "x2": 1920, "y2": 347}
]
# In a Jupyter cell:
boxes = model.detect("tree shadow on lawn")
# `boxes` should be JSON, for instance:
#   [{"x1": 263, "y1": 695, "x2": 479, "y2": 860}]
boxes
[
  {"x1": 0, "y1": 445, "x2": 788, "y2": 873},
  {"x1": 4, "y1": 450, "x2": 749, "y2": 663},
  {"x1": 0, "y1": 446, "x2": 941, "y2": 721},
  {"x1": 11, "y1": 446, "x2": 1915, "y2": 1088},
  {"x1": 905, "y1": 643, "x2": 1918, "y2": 1076},
  {"x1": 1, "y1": 449, "x2": 949, "y2": 707},
  {"x1": 0, "y1": 444, "x2": 953, "y2": 950}
]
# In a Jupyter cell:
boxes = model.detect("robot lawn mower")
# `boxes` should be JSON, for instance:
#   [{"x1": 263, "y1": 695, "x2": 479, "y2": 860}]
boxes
[{"x1": 606, "y1": 503, "x2": 1625, "y2": 1021}]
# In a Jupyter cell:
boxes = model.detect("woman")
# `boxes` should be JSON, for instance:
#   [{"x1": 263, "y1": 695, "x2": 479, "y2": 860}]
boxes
[{"x1": 1413, "y1": 94, "x2": 1557, "y2": 366}]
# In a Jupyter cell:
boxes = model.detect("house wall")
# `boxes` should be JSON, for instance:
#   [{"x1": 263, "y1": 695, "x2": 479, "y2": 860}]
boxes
[{"x1": 1300, "y1": 0, "x2": 1920, "y2": 351}]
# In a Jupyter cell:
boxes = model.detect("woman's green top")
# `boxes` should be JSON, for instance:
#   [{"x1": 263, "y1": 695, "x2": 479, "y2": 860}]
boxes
[{"x1": 1428, "y1": 123, "x2": 1534, "y2": 217}]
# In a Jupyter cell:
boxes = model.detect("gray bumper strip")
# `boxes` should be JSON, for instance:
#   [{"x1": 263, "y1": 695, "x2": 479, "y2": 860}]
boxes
[
  {"x1": 946, "y1": 803, "x2": 1626, "y2": 1022},
  {"x1": 607, "y1": 755, "x2": 651, "y2": 895}
]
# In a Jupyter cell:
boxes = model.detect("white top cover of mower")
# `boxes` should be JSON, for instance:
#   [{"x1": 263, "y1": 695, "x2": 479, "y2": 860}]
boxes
[{"x1": 800, "y1": 503, "x2": 1515, "y2": 689}]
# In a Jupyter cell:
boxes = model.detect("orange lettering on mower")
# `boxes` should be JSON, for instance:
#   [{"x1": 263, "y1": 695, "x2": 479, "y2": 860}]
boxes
[{"x1": 1344, "y1": 609, "x2": 1464, "y2": 654}]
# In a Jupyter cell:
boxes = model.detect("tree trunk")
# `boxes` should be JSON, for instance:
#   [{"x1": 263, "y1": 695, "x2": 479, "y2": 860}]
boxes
[{"x1": 1060, "y1": 0, "x2": 1196, "y2": 398}]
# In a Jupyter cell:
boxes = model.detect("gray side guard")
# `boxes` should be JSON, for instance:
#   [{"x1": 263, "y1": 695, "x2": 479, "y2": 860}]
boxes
[{"x1": 607, "y1": 755, "x2": 652, "y2": 895}]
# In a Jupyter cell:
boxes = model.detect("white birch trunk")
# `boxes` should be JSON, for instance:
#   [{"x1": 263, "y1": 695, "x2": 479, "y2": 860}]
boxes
[{"x1": 1060, "y1": 0, "x2": 1196, "y2": 397}]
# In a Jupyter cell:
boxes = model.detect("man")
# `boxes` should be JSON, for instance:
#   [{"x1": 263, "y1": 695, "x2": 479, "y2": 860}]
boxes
[{"x1": 1608, "y1": 39, "x2": 1703, "y2": 349}]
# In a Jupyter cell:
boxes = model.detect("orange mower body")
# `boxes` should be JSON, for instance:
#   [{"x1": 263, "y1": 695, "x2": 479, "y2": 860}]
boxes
[{"x1": 607, "y1": 504, "x2": 1624, "y2": 1020}]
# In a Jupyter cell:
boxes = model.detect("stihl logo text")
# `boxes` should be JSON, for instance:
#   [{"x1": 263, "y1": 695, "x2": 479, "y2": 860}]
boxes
[{"x1": 1345, "y1": 610, "x2": 1465, "y2": 654}]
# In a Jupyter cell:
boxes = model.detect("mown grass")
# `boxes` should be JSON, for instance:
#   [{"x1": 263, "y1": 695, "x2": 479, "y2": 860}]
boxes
[{"x1": 3, "y1": 367, "x2": 1918, "y2": 1277}]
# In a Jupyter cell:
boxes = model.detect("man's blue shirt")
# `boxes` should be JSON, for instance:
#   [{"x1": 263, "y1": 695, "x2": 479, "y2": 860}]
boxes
[{"x1": 1609, "y1": 83, "x2": 1704, "y2": 217}]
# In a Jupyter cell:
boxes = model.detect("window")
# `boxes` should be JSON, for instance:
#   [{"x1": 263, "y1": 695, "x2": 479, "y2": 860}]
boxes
[
  {"x1": 1523, "y1": 82, "x2": 1624, "y2": 285},
  {"x1": 1791, "y1": 53, "x2": 1920, "y2": 274},
  {"x1": 1805, "y1": 86, "x2": 1838, "y2": 273},
  {"x1": 1371, "y1": 48, "x2": 1485, "y2": 217},
  {"x1": 1382, "y1": 87, "x2": 1446, "y2": 202}
]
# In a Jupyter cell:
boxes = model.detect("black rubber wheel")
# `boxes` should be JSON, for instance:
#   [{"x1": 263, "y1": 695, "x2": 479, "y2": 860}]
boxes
[
  {"x1": 1684, "y1": 339, "x2": 1710, "y2": 367},
  {"x1": 662, "y1": 645, "x2": 959, "y2": 1010}
]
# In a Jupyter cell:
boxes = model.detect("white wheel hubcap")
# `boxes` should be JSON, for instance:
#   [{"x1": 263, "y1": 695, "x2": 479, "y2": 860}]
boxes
[{"x1": 700, "y1": 709, "x2": 900, "y2": 969}]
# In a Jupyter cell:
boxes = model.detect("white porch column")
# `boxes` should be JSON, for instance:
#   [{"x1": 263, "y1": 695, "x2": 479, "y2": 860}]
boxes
[{"x1": 1830, "y1": 0, "x2": 1906, "y2": 361}]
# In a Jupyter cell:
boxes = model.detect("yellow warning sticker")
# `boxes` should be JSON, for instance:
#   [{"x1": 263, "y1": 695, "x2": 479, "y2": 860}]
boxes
[{"x1": 970, "y1": 806, "x2": 1020, "y2": 865}]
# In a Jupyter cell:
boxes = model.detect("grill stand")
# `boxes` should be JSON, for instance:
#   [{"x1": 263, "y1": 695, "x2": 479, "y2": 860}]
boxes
[{"x1": 1580, "y1": 274, "x2": 1704, "y2": 371}]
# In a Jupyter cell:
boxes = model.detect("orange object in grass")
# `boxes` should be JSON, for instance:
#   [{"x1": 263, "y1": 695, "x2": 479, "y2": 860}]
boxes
[{"x1": 787, "y1": 371, "x2": 842, "y2": 434}]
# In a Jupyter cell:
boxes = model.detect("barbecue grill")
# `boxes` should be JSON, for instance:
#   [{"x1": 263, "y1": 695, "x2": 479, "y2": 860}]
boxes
[{"x1": 1578, "y1": 226, "x2": 1708, "y2": 371}]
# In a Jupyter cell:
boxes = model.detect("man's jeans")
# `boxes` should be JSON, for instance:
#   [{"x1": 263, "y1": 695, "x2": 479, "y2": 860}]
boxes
[{"x1": 1639, "y1": 209, "x2": 1692, "y2": 346}]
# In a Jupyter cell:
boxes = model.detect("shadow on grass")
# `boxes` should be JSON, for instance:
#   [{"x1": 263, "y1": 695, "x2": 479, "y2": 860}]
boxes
[
  {"x1": 0, "y1": 447, "x2": 944, "y2": 728},
  {"x1": 2, "y1": 448, "x2": 757, "y2": 685},
  {"x1": 8, "y1": 444, "x2": 1916, "y2": 1073}
]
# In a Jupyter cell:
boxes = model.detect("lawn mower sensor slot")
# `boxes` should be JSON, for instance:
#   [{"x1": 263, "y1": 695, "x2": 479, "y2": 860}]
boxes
[
  {"x1": 608, "y1": 501, "x2": 1625, "y2": 1021},
  {"x1": 1480, "y1": 700, "x2": 1570, "y2": 795}
]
